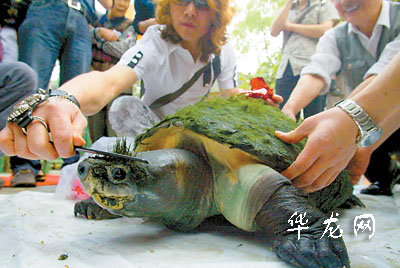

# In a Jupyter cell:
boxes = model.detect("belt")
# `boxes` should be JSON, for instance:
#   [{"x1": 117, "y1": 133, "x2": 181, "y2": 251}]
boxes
[{"x1": 60, "y1": 0, "x2": 90, "y2": 22}]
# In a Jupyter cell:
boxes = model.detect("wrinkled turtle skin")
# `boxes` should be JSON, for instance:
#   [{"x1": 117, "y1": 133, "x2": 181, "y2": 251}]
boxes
[{"x1": 76, "y1": 96, "x2": 361, "y2": 268}]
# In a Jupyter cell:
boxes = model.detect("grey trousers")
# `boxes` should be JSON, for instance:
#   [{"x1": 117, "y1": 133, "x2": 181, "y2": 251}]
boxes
[
  {"x1": 0, "y1": 61, "x2": 40, "y2": 173},
  {"x1": 0, "y1": 61, "x2": 38, "y2": 130}
]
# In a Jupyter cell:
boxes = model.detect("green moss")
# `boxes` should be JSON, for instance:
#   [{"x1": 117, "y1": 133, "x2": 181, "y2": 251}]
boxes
[{"x1": 136, "y1": 95, "x2": 304, "y2": 171}]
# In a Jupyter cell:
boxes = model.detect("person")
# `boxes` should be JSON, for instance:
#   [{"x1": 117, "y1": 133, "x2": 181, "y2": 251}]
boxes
[
  {"x1": 0, "y1": 0, "x2": 31, "y2": 62},
  {"x1": 1, "y1": 0, "x2": 45, "y2": 187},
  {"x1": 133, "y1": 0, "x2": 157, "y2": 36},
  {"x1": 270, "y1": 0, "x2": 339, "y2": 118},
  {"x1": 281, "y1": 0, "x2": 400, "y2": 195},
  {"x1": 90, "y1": 0, "x2": 133, "y2": 72},
  {"x1": 17, "y1": 0, "x2": 112, "y2": 167},
  {"x1": 0, "y1": 0, "x2": 244, "y2": 167},
  {"x1": 89, "y1": 0, "x2": 133, "y2": 142},
  {"x1": 18, "y1": 0, "x2": 112, "y2": 89},
  {"x1": 0, "y1": 61, "x2": 38, "y2": 186},
  {"x1": 275, "y1": 51, "x2": 400, "y2": 194}
]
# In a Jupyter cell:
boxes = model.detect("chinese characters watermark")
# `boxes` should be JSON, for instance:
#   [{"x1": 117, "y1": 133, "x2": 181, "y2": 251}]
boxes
[
  {"x1": 354, "y1": 213, "x2": 375, "y2": 239},
  {"x1": 286, "y1": 212, "x2": 375, "y2": 240},
  {"x1": 287, "y1": 212, "x2": 309, "y2": 240}
]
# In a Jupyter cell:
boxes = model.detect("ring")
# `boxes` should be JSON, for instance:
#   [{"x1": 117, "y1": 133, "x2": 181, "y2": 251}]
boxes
[{"x1": 22, "y1": 116, "x2": 49, "y2": 134}]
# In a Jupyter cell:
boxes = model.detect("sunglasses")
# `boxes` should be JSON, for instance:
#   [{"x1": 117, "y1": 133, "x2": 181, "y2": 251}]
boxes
[{"x1": 176, "y1": 0, "x2": 209, "y2": 11}]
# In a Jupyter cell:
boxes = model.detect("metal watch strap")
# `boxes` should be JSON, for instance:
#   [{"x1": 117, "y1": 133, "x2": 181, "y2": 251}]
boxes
[
  {"x1": 48, "y1": 89, "x2": 80, "y2": 108},
  {"x1": 334, "y1": 99, "x2": 382, "y2": 147}
]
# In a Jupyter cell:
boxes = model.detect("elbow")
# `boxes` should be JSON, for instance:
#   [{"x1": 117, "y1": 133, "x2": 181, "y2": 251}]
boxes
[{"x1": 270, "y1": 28, "x2": 280, "y2": 37}]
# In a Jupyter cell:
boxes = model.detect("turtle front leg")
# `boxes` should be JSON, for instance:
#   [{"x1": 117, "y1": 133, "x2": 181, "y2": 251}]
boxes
[{"x1": 255, "y1": 185, "x2": 350, "y2": 268}]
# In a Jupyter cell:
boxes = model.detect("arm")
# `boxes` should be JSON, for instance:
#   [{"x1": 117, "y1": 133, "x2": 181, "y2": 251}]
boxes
[
  {"x1": 270, "y1": 0, "x2": 292, "y2": 37},
  {"x1": 60, "y1": 65, "x2": 138, "y2": 116},
  {"x1": 281, "y1": 74, "x2": 326, "y2": 120},
  {"x1": 285, "y1": 19, "x2": 334, "y2": 39},
  {"x1": 276, "y1": 51, "x2": 400, "y2": 192},
  {"x1": 133, "y1": 0, "x2": 155, "y2": 34},
  {"x1": 138, "y1": 18, "x2": 157, "y2": 35},
  {"x1": 0, "y1": 65, "x2": 138, "y2": 160},
  {"x1": 99, "y1": 26, "x2": 137, "y2": 58},
  {"x1": 97, "y1": 0, "x2": 112, "y2": 10}
]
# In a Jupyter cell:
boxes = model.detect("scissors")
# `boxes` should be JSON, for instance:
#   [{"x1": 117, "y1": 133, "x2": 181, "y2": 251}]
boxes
[
  {"x1": 74, "y1": 145, "x2": 149, "y2": 164},
  {"x1": 49, "y1": 141, "x2": 148, "y2": 164}
]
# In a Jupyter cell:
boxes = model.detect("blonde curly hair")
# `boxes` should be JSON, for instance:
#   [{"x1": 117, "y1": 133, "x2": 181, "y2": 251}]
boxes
[{"x1": 154, "y1": 0, "x2": 235, "y2": 62}]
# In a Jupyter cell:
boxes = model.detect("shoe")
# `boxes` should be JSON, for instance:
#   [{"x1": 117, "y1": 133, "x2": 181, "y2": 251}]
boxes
[
  {"x1": 361, "y1": 159, "x2": 400, "y2": 196},
  {"x1": 11, "y1": 169, "x2": 36, "y2": 187},
  {"x1": 360, "y1": 181, "x2": 392, "y2": 196}
]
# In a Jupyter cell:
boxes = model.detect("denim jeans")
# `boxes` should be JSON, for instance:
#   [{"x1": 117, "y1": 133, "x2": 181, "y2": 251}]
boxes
[
  {"x1": 18, "y1": 0, "x2": 92, "y2": 89},
  {"x1": 275, "y1": 63, "x2": 327, "y2": 119}
]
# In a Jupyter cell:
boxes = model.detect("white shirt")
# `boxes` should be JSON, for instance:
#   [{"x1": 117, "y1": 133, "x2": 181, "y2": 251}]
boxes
[
  {"x1": 118, "y1": 25, "x2": 238, "y2": 118},
  {"x1": 301, "y1": 0, "x2": 400, "y2": 94}
]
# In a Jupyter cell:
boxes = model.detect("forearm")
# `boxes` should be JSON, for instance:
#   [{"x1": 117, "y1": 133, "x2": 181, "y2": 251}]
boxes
[
  {"x1": 270, "y1": 0, "x2": 292, "y2": 37},
  {"x1": 285, "y1": 20, "x2": 334, "y2": 39},
  {"x1": 58, "y1": 66, "x2": 137, "y2": 116},
  {"x1": 282, "y1": 74, "x2": 326, "y2": 117},
  {"x1": 350, "y1": 53, "x2": 400, "y2": 150}
]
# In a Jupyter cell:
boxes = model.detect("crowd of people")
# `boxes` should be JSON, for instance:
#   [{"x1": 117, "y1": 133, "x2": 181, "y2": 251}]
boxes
[{"x1": 0, "y1": 0, "x2": 399, "y2": 202}]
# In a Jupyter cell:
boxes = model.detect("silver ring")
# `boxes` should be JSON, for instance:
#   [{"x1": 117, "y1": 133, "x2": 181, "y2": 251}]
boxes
[{"x1": 22, "y1": 116, "x2": 49, "y2": 134}]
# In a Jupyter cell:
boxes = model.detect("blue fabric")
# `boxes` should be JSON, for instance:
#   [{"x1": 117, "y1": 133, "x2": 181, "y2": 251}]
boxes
[
  {"x1": 133, "y1": 0, "x2": 155, "y2": 34},
  {"x1": 18, "y1": 0, "x2": 92, "y2": 89},
  {"x1": 98, "y1": 12, "x2": 127, "y2": 28},
  {"x1": 79, "y1": 0, "x2": 97, "y2": 24},
  {"x1": 275, "y1": 63, "x2": 326, "y2": 119}
]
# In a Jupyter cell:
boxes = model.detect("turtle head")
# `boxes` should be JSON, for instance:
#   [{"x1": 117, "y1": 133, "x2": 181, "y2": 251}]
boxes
[{"x1": 77, "y1": 148, "x2": 215, "y2": 229}]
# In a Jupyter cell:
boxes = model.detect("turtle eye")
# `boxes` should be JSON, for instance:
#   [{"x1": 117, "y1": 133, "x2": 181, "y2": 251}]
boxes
[{"x1": 112, "y1": 167, "x2": 126, "y2": 182}]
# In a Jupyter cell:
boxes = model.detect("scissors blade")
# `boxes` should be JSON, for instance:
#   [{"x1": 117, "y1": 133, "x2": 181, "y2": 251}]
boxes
[{"x1": 74, "y1": 146, "x2": 149, "y2": 164}]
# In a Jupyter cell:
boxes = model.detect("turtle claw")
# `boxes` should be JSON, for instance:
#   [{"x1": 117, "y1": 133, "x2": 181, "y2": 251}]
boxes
[
  {"x1": 273, "y1": 233, "x2": 350, "y2": 268},
  {"x1": 74, "y1": 197, "x2": 122, "y2": 220},
  {"x1": 255, "y1": 184, "x2": 351, "y2": 268}
]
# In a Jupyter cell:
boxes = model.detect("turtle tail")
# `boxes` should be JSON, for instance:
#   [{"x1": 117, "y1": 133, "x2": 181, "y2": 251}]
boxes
[{"x1": 255, "y1": 184, "x2": 351, "y2": 268}]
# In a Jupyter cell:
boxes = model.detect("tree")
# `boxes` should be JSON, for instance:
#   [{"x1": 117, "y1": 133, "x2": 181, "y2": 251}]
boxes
[{"x1": 231, "y1": 0, "x2": 285, "y2": 89}]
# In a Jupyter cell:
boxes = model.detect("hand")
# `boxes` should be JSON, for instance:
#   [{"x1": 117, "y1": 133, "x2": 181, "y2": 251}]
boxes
[
  {"x1": 346, "y1": 147, "x2": 372, "y2": 185},
  {"x1": 266, "y1": 94, "x2": 283, "y2": 108},
  {"x1": 0, "y1": 99, "x2": 87, "y2": 160},
  {"x1": 98, "y1": 28, "x2": 119, "y2": 41},
  {"x1": 275, "y1": 108, "x2": 359, "y2": 192}
]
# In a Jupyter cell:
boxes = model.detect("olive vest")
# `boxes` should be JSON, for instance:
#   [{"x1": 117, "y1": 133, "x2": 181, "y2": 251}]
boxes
[{"x1": 335, "y1": 2, "x2": 400, "y2": 91}]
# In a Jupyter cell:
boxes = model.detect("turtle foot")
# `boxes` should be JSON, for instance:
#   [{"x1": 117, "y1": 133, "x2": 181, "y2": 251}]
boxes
[
  {"x1": 256, "y1": 184, "x2": 350, "y2": 268},
  {"x1": 273, "y1": 232, "x2": 350, "y2": 268},
  {"x1": 74, "y1": 197, "x2": 122, "y2": 220}
]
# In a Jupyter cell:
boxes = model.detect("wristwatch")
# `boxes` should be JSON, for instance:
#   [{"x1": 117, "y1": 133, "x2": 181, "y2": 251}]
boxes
[
  {"x1": 7, "y1": 88, "x2": 80, "y2": 129},
  {"x1": 334, "y1": 99, "x2": 382, "y2": 147}
]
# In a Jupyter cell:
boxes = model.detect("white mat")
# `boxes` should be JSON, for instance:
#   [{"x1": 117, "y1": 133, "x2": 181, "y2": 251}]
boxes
[{"x1": 0, "y1": 186, "x2": 399, "y2": 268}]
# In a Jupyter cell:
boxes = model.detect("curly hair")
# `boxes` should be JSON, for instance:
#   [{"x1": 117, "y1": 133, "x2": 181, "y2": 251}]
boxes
[{"x1": 154, "y1": 0, "x2": 235, "y2": 62}]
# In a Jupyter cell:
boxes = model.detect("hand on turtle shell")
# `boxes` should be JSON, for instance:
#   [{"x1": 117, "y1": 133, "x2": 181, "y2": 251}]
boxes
[
  {"x1": 0, "y1": 99, "x2": 87, "y2": 160},
  {"x1": 275, "y1": 108, "x2": 359, "y2": 192}
]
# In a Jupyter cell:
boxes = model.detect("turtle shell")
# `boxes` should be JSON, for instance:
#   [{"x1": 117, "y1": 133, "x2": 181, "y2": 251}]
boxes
[
  {"x1": 135, "y1": 95, "x2": 303, "y2": 172},
  {"x1": 134, "y1": 95, "x2": 356, "y2": 230}
]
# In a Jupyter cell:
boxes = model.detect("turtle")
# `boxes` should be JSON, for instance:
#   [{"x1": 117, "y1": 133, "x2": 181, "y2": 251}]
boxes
[{"x1": 75, "y1": 95, "x2": 361, "y2": 268}]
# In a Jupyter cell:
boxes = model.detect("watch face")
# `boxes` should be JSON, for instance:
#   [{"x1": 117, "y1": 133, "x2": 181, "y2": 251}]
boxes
[{"x1": 361, "y1": 129, "x2": 382, "y2": 147}]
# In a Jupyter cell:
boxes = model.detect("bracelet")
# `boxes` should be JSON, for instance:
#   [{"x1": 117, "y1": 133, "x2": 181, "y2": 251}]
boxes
[{"x1": 48, "y1": 89, "x2": 80, "y2": 108}]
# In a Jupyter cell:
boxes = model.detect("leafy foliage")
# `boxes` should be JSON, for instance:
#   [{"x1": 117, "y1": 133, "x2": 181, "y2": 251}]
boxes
[{"x1": 231, "y1": 0, "x2": 285, "y2": 88}]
